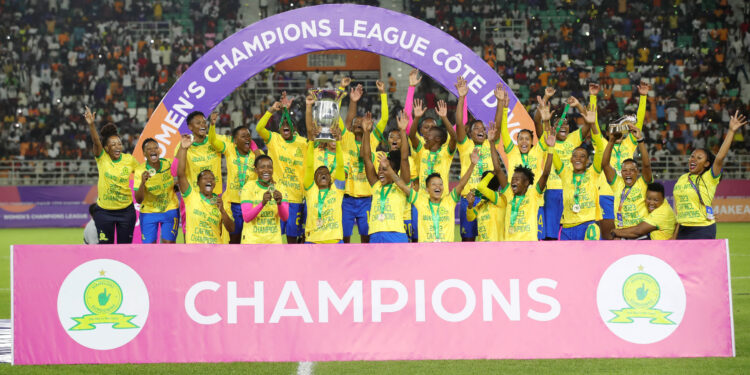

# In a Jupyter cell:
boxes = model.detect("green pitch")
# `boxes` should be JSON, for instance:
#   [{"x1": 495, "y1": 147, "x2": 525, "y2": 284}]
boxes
[{"x1": 1, "y1": 224, "x2": 748, "y2": 374}]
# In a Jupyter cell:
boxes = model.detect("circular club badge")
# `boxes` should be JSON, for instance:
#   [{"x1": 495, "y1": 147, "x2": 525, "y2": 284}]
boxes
[
  {"x1": 57, "y1": 259, "x2": 149, "y2": 350},
  {"x1": 596, "y1": 254, "x2": 686, "y2": 344}
]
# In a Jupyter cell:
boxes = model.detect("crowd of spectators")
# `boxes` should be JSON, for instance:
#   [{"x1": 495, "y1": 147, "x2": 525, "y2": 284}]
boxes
[{"x1": 1, "y1": 0, "x2": 749, "y2": 166}]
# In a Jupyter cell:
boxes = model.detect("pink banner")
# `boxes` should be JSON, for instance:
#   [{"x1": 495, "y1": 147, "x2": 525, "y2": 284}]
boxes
[{"x1": 12, "y1": 240, "x2": 734, "y2": 365}]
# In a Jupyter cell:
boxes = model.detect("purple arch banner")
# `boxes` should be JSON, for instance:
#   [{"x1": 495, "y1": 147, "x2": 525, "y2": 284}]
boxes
[{"x1": 134, "y1": 4, "x2": 533, "y2": 161}]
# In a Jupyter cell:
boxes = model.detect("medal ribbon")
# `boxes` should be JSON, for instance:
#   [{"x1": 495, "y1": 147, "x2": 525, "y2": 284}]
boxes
[
  {"x1": 355, "y1": 140, "x2": 364, "y2": 173},
  {"x1": 520, "y1": 152, "x2": 529, "y2": 168},
  {"x1": 379, "y1": 184, "x2": 393, "y2": 215},
  {"x1": 235, "y1": 146, "x2": 250, "y2": 187},
  {"x1": 426, "y1": 150, "x2": 439, "y2": 175},
  {"x1": 617, "y1": 185, "x2": 633, "y2": 213},
  {"x1": 509, "y1": 194, "x2": 524, "y2": 227},
  {"x1": 428, "y1": 200, "x2": 442, "y2": 242},
  {"x1": 317, "y1": 188, "x2": 330, "y2": 221},
  {"x1": 687, "y1": 175, "x2": 713, "y2": 219},
  {"x1": 323, "y1": 148, "x2": 336, "y2": 172}
]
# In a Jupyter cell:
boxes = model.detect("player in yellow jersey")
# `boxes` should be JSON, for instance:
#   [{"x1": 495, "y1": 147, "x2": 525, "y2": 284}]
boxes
[
  {"x1": 134, "y1": 138, "x2": 179, "y2": 243},
  {"x1": 303, "y1": 126, "x2": 346, "y2": 243},
  {"x1": 612, "y1": 182, "x2": 677, "y2": 240},
  {"x1": 454, "y1": 76, "x2": 500, "y2": 242},
  {"x1": 409, "y1": 99, "x2": 458, "y2": 194},
  {"x1": 464, "y1": 127, "x2": 507, "y2": 242},
  {"x1": 378, "y1": 122, "x2": 419, "y2": 239},
  {"x1": 401, "y1": 149, "x2": 478, "y2": 243},
  {"x1": 208, "y1": 123, "x2": 263, "y2": 244},
  {"x1": 552, "y1": 103, "x2": 603, "y2": 240},
  {"x1": 476, "y1": 126, "x2": 556, "y2": 241},
  {"x1": 674, "y1": 111, "x2": 747, "y2": 239},
  {"x1": 360, "y1": 111, "x2": 411, "y2": 243},
  {"x1": 337, "y1": 82, "x2": 388, "y2": 243},
  {"x1": 84, "y1": 106, "x2": 138, "y2": 244},
  {"x1": 304, "y1": 78, "x2": 355, "y2": 172},
  {"x1": 257, "y1": 97, "x2": 307, "y2": 244},
  {"x1": 176, "y1": 111, "x2": 226, "y2": 195},
  {"x1": 495, "y1": 84, "x2": 550, "y2": 240},
  {"x1": 537, "y1": 87, "x2": 592, "y2": 240},
  {"x1": 239, "y1": 155, "x2": 288, "y2": 244},
  {"x1": 177, "y1": 135, "x2": 234, "y2": 244},
  {"x1": 601, "y1": 124, "x2": 653, "y2": 237}
]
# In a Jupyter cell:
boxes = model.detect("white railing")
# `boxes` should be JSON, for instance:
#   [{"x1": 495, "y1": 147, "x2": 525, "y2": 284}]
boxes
[
  {"x1": 2, "y1": 155, "x2": 749, "y2": 186},
  {"x1": 125, "y1": 21, "x2": 173, "y2": 38}
]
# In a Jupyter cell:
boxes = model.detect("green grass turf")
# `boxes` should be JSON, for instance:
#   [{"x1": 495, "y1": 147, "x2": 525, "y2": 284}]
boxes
[{"x1": 1, "y1": 224, "x2": 748, "y2": 374}]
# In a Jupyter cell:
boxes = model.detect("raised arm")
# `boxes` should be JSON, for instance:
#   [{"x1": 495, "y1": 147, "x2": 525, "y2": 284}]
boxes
[
  {"x1": 360, "y1": 112, "x2": 378, "y2": 186},
  {"x1": 84, "y1": 106, "x2": 103, "y2": 156},
  {"x1": 256, "y1": 102, "x2": 281, "y2": 143},
  {"x1": 375, "y1": 80, "x2": 389, "y2": 138},
  {"x1": 176, "y1": 134, "x2": 192, "y2": 193},
  {"x1": 488, "y1": 126, "x2": 508, "y2": 189},
  {"x1": 585, "y1": 103, "x2": 604, "y2": 172},
  {"x1": 207, "y1": 112, "x2": 226, "y2": 153},
  {"x1": 636, "y1": 82, "x2": 650, "y2": 130},
  {"x1": 381, "y1": 152, "x2": 411, "y2": 196},
  {"x1": 534, "y1": 87, "x2": 555, "y2": 137},
  {"x1": 476, "y1": 173, "x2": 499, "y2": 205},
  {"x1": 601, "y1": 131, "x2": 621, "y2": 184},
  {"x1": 303, "y1": 141, "x2": 316, "y2": 189},
  {"x1": 630, "y1": 124, "x2": 652, "y2": 183},
  {"x1": 496, "y1": 85, "x2": 512, "y2": 151},
  {"x1": 714, "y1": 111, "x2": 747, "y2": 175},
  {"x1": 581, "y1": 83, "x2": 601, "y2": 140},
  {"x1": 343, "y1": 83, "x2": 362, "y2": 132},
  {"x1": 537, "y1": 130, "x2": 557, "y2": 191},
  {"x1": 454, "y1": 149, "x2": 479, "y2": 195},
  {"x1": 333, "y1": 128, "x2": 345, "y2": 185},
  {"x1": 455, "y1": 76, "x2": 469, "y2": 142},
  {"x1": 305, "y1": 93, "x2": 316, "y2": 141},
  {"x1": 409, "y1": 98, "x2": 426, "y2": 149},
  {"x1": 396, "y1": 110, "x2": 411, "y2": 183},
  {"x1": 404, "y1": 70, "x2": 420, "y2": 133},
  {"x1": 437, "y1": 99, "x2": 457, "y2": 153}
]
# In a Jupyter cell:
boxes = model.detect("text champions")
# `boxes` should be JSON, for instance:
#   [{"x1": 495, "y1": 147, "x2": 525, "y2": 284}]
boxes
[{"x1": 184, "y1": 278, "x2": 560, "y2": 324}]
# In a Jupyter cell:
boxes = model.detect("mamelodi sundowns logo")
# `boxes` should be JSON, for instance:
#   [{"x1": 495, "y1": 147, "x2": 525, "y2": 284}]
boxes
[
  {"x1": 57, "y1": 259, "x2": 149, "y2": 350},
  {"x1": 596, "y1": 254, "x2": 686, "y2": 344}
]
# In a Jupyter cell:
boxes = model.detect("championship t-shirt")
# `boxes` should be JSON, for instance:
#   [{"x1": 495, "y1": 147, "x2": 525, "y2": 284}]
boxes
[
  {"x1": 673, "y1": 170, "x2": 720, "y2": 226},
  {"x1": 457, "y1": 137, "x2": 494, "y2": 196},
  {"x1": 500, "y1": 184, "x2": 545, "y2": 241},
  {"x1": 610, "y1": 175, "x2": 649, "y2": 229},
  {"x1": 557, "y1": 163, "x2": 601, "y2": 226},
  {"x1": 368, "y1": 181, "x2": 408, "y2": 234},
  {"x1": 133, "y1": 159, "x2": 178, "y2": 213},
  {"x1": 342, "y1": 130, "x2": 380, "y2": 197},
  {"x1": 409, "y1": 189, "x2": 460, "y2": 242},
  {"x1": 546, "y1": 129, "x2": 583, "y2": 190},
  {"x1": 182, "y1": 185, "x2": 221, "y2": 244},
  {"x1": 264, "y1": 133, "x2": 307, "y2": 204},
  {"x1": 414, "y1": 141, "x2": 455, "y2": 194},
  {"x1": 173, "y1": 136, "x2": 224, "y2": 195},
  {"x1": 224, "y1": 145, "x2": 259, "y2": 204},
  {"x1": 95, "y1": 151, "x2": 138, "y2": 210},
  {"x1": 240, "y1": 181, "x2": 283, "y2": 244},
  {"x1": 304, "y1": 184, "x2": 345, "y2": 243},
  {"x1": 644, "y1": 202, "x2": 677, "y2": 240}
]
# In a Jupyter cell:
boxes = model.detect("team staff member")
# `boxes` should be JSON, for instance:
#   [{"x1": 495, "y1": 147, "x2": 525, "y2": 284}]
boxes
[
  {"x1": 257, "y1": 99, "x2": 307, "y2": 244},
  {"x1": 134, "y1": 138, "x2": 179, "y2": 243},
  {"x1": 600, "y1": 124, "x2": 653, "y2": 234},
  {"x1": 240, "y1": 155, "x2": 288, "y2": 244},
  {"x1": 477, "y1": 124, "x2": 556, "y2": 241},
  {"x1": 208, "y1": 123, "x2": 262, "y2": 244},
  {"x1": 455, "y1": 76, "x2": 498, "y2": 242},
  {"x1": 360, "y1": 111, "x2": 411, "y2": 243},
  {"x1": 673, "y1": 111, "x2": 747, "y2": 239},
  {"x1": 303, "y1": 127, "x2": 346, "y2": 244},
  {"x1": 400, "y1": 149, "x2": 478, "y2": 243},
  {"x1": 552, "y1": 104, "x2": 602, "y2": 241},
  {"x1": 612, "y1": 182, "x2": 677, "y2": 240},
  {"x1": 177, "y1": 134, "x2": 234, "y2": 244},
  {"x1": 84, "y1": 106, "x2": 138, "y2": 244}
]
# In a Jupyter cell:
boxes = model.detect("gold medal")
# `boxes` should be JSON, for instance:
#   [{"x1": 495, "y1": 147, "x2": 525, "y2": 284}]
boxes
[
  {"x1": 572, "y1": 204, "x2": 581, "y2": 213},
  {"x1": 147, "y1": 168, "x2": 157, "y2": 177},
  {"x1": 317, "y1": 219, "x2": 323, "y2": 228},
  {"x1": 378, "y1": 213, "x2": 385, "y2": 222}
]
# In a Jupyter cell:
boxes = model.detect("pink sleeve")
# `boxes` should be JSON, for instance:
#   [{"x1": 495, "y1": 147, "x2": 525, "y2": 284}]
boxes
[
  {"x1": 404, "y1": 85, "x2": 415, "y2": 133},
  {"x1": 278, "y1": 201, "x2": 289, "y2": 222},
  {"x1": 250, "y1": 139, "x2": 259, "y2": 151},
  {"x1": 171, "y1": 157, "x2": 179, "y2": 177},
  {"x1": 241, "y1": 202, "x2": 264, "y2": 222},
  {"x1": 462, "y1": 96, "x2": 468, "y2": 127}
]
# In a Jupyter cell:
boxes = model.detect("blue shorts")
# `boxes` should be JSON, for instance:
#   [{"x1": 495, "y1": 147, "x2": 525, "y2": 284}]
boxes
[
  {"x1": 543, "y1": 189, "x2": 563, "y2": 239},
  {"x1": 600, "y1": 195, "x2": 615, "y2": 220},
  {"x1": 404, "y1": 220, "x2": 414, "y2": 239},
  {"x1": 370, "y1": 231, "x2": 409, "y2": 243},
  {"x1": 459, "y1": 196, "x2": 480, "y2": 239},
  {"x1": 410, "y1": 205, "x2": 419, "y2": 241},
  {"x1": 140, "y1": 208, "x2": 179, "y2": 243},
  {"x1": 560, "y1": 221, "x2": 600, "y2": 241},
  {"x1": 342, "y1": 195, "x2": 371, "y2": 237},
  {"x1": 281, "y1": 202, "x2": 306, "y2": 237},
  {"x1": 230, "y1": 203, "x2": 243, "y2": 235}
]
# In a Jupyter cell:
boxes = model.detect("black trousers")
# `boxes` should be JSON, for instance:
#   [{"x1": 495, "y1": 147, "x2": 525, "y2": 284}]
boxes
[
  {"x1": 676, "y1": 223, "x2": 716, "y2": 240},
  {"x1": 92, "y1": 203, "x2": 137, "y2": 244}
]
